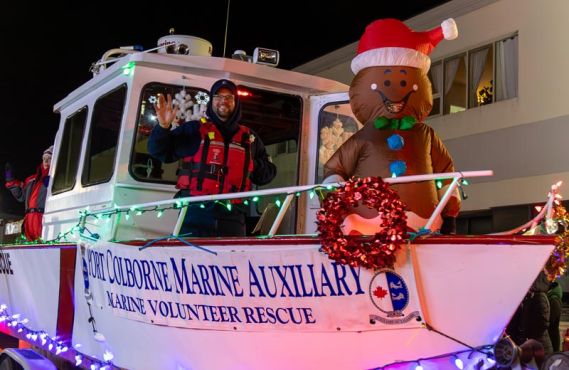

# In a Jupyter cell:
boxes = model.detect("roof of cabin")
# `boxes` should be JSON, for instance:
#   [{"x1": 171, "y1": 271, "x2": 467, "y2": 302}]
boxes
[{"x1": 54, "y1": 53, "x2": 349, "y2": 113}]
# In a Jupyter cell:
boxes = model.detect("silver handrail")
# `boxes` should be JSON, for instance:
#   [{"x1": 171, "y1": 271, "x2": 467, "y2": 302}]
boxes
[{"x1": 86, "y1": 170, "x2": 493, "y2": 237}]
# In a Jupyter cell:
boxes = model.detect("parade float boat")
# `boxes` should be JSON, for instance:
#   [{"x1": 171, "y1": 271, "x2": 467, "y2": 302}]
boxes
[{"x1": 0, "y1": 34, "x2": 563, "y2": 370}]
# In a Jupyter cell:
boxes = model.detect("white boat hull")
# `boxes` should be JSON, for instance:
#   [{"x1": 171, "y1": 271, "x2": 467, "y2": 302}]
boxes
[{"x1": 0, "y1": 235, "x2": 555, "y2": 369}]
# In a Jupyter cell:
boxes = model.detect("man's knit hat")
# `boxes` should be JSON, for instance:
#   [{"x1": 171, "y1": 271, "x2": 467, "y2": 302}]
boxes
[{"x1": 43, "y1": 145, "x2": 54, "y2": 156}]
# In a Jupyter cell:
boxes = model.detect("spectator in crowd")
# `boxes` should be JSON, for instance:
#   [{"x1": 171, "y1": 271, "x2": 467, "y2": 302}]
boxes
[
  {"x1": 547, "y1": 279, "x2": 563, "y2": 352},
  {"x1": 506, "y1": 271, "x2": 553, "y2": 355}
]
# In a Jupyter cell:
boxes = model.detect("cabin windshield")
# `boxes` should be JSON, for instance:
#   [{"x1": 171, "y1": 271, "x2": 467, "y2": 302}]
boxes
[
  {"x1": 131, "y1": 83, "x2": 209, "y2": 183},
  {"x1": 131, "y1": 82, "x2": 302, "y2": 234},
  {"x1": 315, "y1": 102, "x2": 363, "y2": 183}
]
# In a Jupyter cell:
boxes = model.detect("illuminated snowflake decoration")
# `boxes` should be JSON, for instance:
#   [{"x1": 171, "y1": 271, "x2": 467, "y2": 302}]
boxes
[
  {"x1": 195, "y1": 91, "x2": 210, "y2": 105},
  {"x1": 172, "y1": 89, "x2": 194, "y2": 123}
]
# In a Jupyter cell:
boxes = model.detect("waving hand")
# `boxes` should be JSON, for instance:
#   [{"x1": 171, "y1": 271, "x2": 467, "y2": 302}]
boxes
[{"x1": 154, "y1": 94, "x2": 179, "y2": 129}]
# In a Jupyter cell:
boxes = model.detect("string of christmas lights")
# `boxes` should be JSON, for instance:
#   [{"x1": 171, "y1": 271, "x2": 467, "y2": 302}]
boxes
[
  {"x1": 0, "y1": 184, "x2": 337, "y2": 246},
  {"x1": 0, "y1": 303, "x2": 116, "y2": 369},
  {"x1": 371, "y1": 345, "x2": 496, "y2": 370},
  {"x1": 3, "y1": 172, "x2": 482, "y2": 247}
]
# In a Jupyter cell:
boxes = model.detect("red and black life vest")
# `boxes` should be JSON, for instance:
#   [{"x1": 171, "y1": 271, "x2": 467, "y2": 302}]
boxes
[{"x1": 176, "y1": 122, "x2": 254, "y2": 195}]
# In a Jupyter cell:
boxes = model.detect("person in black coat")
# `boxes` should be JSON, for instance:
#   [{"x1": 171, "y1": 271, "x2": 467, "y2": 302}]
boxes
[
  {"x1": 148, "y1": 79, "x2": 276, "y2": 237},
  {"x1": 506, "y1": 271, "x2": 553, "y2": 355},
  {"x1": 547, "y1": 280, "x2": 563, "y2": 352}
]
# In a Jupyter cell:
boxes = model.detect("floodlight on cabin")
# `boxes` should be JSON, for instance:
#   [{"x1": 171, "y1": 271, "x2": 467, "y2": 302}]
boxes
[
  {"x1": 232, "y1": 50, "x2": 251, "y2": 62},
  {"x1": 253, "y1": 47, "x2": 279, "y2": 67}
]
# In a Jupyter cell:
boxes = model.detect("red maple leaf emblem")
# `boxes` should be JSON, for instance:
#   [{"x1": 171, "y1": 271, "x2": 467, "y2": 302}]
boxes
[{"x1": 373, "y1": 286, "x2": 388, "y2": 299}]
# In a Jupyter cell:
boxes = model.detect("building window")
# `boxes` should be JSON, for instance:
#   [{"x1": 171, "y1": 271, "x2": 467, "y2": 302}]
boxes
[
  {"x1": 82, "y1": 84, "x2": 127, "y2": 186},
  {"x1": 495, "y1": 35, "x2": 519, "y2": 101},
  {"x1": 469, "y1": 45, "x2": 493, "y2": 108},
  {"x1": 52, "y1": 107, "x2": 88, "y2": 194},
  {"x1": 443, "y1": 53, "x2": 466, "y2": 114},
  {"x1": 429, "y1": 33, "x2": 518, "y2": 117},
  {"x1": 428, "y1": 61, "x2": 442, "y2": 116}
]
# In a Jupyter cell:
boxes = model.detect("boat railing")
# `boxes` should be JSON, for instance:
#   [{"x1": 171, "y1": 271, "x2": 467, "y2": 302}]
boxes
[
  {"x1": 490, "y1": 180, "x2": 563, "y2": 235},
  {"x1": 77, "y1": 170, "x2": 493, "y2": 241}
]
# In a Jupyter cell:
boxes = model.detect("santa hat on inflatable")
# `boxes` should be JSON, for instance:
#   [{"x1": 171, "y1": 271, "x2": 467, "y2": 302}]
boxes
[{"x1": 351, "y1": 18, "x2": 458, "y2": 75}]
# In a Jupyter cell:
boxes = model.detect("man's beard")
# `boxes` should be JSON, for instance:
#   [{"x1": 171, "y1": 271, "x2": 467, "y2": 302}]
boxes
[{"x1": 216, "y1": 106, "x2": 232, "y2": 120}]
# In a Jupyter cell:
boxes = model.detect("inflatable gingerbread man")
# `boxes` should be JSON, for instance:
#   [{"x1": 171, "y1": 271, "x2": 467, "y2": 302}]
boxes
[{"x1": 324, "y1": 18, "x2": 461, "y2": 233}]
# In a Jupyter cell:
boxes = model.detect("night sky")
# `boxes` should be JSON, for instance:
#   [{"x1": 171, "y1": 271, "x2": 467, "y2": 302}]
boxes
[{"x1": 0, "y1": 0, "x2": 448, "y2": 216}]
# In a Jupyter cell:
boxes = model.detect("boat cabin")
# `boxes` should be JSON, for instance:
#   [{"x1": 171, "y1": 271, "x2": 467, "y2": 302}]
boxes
[{"x1": 44, "y1": 35, "x2": 358, "y2": 241}]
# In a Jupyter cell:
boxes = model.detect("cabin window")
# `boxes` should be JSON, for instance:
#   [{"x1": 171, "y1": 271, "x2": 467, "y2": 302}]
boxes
[
  {"x1": 130, "y1": 83, "x2": 302, "y2": 188},
  {"x1": 133, "y1": 83, "x2": 302, "y2": 187},
  {"x1": 428, "y1": 33, "x2": 518, "y2": 117},
  {"x1": 131, "y1": 82, "x2": 210, "y2": 183},
  {"x1": 238, "y1": 86, "x2": 302, "y2": 188},
  {"x1": 132, "y1": 82, "x2": 302, "y2": 235},
  {"x1": 82, "y1": 84, "x2": 127, "y2": 186},
  {"x1": 52, "y1": 107, "x2": 88, "y2": 194},
  {"x1": 315, "y1": 102, "x2": 363, "y2": 183},
  {"x1": 238, "y1": 85, "x2": 302, "y2": 235}
]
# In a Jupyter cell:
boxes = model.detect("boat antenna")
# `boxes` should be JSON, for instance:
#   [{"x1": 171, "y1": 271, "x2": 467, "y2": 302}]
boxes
[{"x1": 223, "y1": 0, "x2": 231, "y2": 57}]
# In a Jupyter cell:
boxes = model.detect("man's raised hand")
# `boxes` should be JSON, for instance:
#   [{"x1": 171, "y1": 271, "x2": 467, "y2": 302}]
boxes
[{"x1": 154, "y1": 94, "x2": 179, "y2": 129}]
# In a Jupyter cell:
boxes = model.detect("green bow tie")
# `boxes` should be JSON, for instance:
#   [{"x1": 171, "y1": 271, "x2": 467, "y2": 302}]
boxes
[{"x1": 373, "y1": 116, "x2": 416, "y2": 130}]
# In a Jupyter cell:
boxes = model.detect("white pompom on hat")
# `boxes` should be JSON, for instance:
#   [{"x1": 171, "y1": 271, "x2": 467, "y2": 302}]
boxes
[
  {"x1": 43, "y1": 145, "x2": 54, "y2": 156},
  {"x1": 351, "y1": 18, "x2": 458, "y2": 75}
]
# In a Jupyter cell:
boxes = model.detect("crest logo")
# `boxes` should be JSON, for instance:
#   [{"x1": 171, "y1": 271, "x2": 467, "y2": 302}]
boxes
[
  {"x1": 370, "y1": 269, "x2": 409, "y2": 316},
  {"x1": 369, "y1": 269, "x2": 419, "y2": 325}
]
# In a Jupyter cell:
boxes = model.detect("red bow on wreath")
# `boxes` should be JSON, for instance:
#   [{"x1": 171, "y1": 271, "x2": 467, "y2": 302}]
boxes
[{"x1": 316, "y1": 176, "x2": 409, "y2": 270}]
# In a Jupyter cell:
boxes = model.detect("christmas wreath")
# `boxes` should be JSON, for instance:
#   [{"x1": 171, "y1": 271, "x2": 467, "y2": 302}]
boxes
[{"x1": 317, "y1": 177, "x2": 409, "y2": 270}]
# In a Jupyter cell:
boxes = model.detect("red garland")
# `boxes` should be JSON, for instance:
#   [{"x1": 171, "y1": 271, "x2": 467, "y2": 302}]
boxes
[{"x1": 317, "y1": 177, "x2": 409, "y2": 270}]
